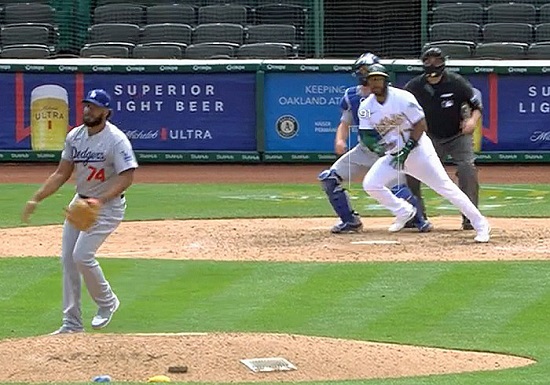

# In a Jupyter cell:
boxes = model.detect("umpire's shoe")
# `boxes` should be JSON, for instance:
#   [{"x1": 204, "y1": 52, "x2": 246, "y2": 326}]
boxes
[
  {"x1": 331, "y1": 213, "x2": 363, "y2": 234},
  {"x1": 462, "y1": 220, "x2": 474, "y2": 231},
  {"x1": 92, "y1": 296, "x2": 120, "y2": 330}
]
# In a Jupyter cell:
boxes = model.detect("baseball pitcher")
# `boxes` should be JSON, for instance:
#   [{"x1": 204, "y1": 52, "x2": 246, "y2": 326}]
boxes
[
  {"x1": 22, "y1": 89, "x2": 138, "y2": 334},
  {"x1": 358, "y1": 64, "x2": 491, "y2": 242},
  {"x1": 318, "y1": 52, "x2": 432, "y2": 234}
]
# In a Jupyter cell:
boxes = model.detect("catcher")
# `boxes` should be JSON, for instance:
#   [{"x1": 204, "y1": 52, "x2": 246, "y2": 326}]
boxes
[{"x1": 21, "y1": 88, "x2": 138, "y2": 335}]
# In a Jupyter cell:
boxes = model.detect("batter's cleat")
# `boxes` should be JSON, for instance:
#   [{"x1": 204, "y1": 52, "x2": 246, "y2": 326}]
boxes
[
  {"x1": 462, "y1": 221, "x2": 474, "y2": 231},
  {"x1": 331, "y1": 214, "x2": 363, "y2": 234},
  {"x1": 91, "y1": 296, "x2": 120, "y2": 330},
  {"x1": 404, "y1": 219, "x2": 416, "y2": 229},
  {"x1": 49, "y1": 326, "x2": 84, "y2": 335},
  {"x1": 474, "y1": 221, "x2": 491, "y2": 243},
  {"x1": 417, "y1": 219, "x2": 433, "y2": 233},
  {"x1": 389, "y1": 207, "x2": 417, "y2": 233}
]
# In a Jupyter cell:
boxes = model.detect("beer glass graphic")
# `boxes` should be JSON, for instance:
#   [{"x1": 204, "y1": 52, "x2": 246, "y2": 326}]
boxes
[{"x1": 30, "y1": 84, "x2": 69, "y2": 151}]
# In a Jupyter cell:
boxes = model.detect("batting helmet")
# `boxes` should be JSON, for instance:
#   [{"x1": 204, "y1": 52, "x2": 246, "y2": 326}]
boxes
[
  {"x1": 366, "y1": 63, "x2": 389, "y2": 78},
  {"x1": 353, "y1": 52, "x2": 380, "y2": 84}
]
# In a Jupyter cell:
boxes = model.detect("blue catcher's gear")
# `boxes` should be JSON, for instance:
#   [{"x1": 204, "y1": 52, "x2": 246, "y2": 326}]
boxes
[
  {"x1": 353, "y1": 52, "x2": 380, "y2": 85},
  {"x1": 391, "y1": 184, "x2": 433, "y2": 232},
  {"x1": 318, "y1": 169, "x2": 363, "y2": 233}
]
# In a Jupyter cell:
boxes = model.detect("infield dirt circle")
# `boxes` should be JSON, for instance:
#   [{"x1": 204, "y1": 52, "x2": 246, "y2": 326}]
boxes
[{"x1": 0, "y1": 164, "x2": 547, "y2": 383}]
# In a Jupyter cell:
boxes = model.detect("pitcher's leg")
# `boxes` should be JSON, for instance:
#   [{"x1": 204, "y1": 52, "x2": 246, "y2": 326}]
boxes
[
  {"x1": 73, "y1": 228, "x2": 118, "y2": 309},
  {"x1": 61, "y1": 221, "x2": 83, "y2": 330},
  {"x1": 363, "y1": 156, "x2": 417, "y2": 231}
]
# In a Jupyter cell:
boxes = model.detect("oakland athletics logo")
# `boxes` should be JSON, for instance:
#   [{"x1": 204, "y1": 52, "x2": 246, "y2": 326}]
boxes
[{"x1": 276, "y1": 115, "x2": 299, "y2": 139}]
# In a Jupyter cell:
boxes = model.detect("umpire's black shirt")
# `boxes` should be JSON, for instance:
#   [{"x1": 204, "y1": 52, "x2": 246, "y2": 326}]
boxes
[{"x1": 405, "y1": 71, "x2": 481, "y2": 139}]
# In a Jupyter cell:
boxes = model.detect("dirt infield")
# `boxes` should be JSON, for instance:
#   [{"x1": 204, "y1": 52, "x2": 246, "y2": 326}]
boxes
[{"x1": 0, "y1": 163, "x2": 546, "y2": 383}]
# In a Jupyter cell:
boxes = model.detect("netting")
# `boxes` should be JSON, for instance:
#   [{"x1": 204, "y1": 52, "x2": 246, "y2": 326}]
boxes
[{"x1": 1, "y1": 0, "x2": 549, "y2": 59}]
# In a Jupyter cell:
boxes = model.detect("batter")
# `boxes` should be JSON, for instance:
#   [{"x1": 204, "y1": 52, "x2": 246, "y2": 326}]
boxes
[
  {"x1": 357, "y1": 64, "x2": 490, "y2": 242},
  {"x1": 22, "y1": 89, "x2": 138, "y2": 334},
  {"x1": 319, "y1": 52, "x2": 431, "y2": 233}
]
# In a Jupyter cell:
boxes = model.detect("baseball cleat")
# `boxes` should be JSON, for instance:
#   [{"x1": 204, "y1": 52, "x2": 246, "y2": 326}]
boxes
[
  {"x1": 474, "y1": 222, "x2": 491, "y2": 243},
  {"x1": 417, "y1": 219, "x2": 433, "y2": 233},
  {"x1": 404, "y1": 219, "x2": 416, "y2": 229},
  {"x1": 331, "y1": 215, "x2": 363, "y2": 234},
  {"x1": 91, "y1": 296, "x2": 120, "y2": 330},
  {"x1": 49, "y1": 326, "x2": 84, "y2": 335},
  {"x1": 462, "y1": 221, "x2": 475, "y2": 231},
  {"x1": 389, "y1": 207, "x2": 417, "y2": 233}
]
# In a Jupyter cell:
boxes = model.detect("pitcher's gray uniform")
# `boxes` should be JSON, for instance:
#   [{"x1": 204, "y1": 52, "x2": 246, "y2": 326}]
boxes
[{"x1": 61, "y1": 122, "x2": 137, "y2": 330}]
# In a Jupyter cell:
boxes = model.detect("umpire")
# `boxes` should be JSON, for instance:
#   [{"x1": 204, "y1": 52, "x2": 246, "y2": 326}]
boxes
[{"x1": 404, "y1": 47, "x2": 481, "y2": 230}]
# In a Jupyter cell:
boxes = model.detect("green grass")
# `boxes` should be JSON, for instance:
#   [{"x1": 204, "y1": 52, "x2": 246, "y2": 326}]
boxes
[
  {"x1": 0, "y1": 258, "x2": 549, "y2": 385},
  {"x1": 1, "y1": 182, "x2": 550, "y2": 384},
  {"x1": 4, "y1": 182, "x2": 550, "y2": 228}
]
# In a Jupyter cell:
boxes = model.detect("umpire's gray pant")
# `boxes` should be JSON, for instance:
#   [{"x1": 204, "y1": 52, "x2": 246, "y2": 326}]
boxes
[{"x1": 406, "y1": 133, "x2": 479, "y2": 225}]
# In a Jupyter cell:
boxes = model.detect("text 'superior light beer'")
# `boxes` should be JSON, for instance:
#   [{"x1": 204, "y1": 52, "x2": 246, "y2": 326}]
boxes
[{"x1": 30, "y1": 84, "x2": 69, "y2": 151}]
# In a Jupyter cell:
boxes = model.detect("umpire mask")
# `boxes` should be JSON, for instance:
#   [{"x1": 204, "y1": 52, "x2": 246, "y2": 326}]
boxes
[{"x1": 421, "y1": 47, "x2": 446, "y2": 78}]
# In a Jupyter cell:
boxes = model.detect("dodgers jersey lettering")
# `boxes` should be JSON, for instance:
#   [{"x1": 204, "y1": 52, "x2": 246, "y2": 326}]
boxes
[
  {"x1": 61, "y1": 121, "x2": 138, "y2": 197},
  {"x1": 358, "y1": 86, "x2": 424, "y2": 154}
]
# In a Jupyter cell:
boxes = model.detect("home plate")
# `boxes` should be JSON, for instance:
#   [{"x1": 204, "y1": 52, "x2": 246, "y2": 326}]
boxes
[{"x1": 351, "y1": 240, "x2": 401, "y2": 245}]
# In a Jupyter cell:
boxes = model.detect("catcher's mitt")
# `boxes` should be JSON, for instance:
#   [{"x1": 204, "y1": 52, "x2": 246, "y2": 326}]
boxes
[{"x1": 65, "y1": 198, "x2": 101, "y2": 231}]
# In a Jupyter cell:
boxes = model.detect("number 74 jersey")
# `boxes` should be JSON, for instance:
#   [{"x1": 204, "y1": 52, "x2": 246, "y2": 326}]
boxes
[{"x1": 61, "y1": 122, "x2": 138, "y2": 197}]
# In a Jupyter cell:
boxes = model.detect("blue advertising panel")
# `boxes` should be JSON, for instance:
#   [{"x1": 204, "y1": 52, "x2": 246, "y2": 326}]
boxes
[
  {"x1": 0, "y1": 73, "x2": 256, "y2": 151},
  {"x1": 263, "y1": 72, "x2": 354, "y2": 151},
  {"x1": 395, "y1": 72, "x2": 550, "y2": 151}
]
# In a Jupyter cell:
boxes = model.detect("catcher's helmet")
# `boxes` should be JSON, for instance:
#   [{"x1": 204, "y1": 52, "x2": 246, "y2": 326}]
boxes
[
  {"x1": 366, "y1": 63, "x2": 389, "y2": 78},
  {"x1": 353, "y1": 52, "x2": 380, "y2": 84}
]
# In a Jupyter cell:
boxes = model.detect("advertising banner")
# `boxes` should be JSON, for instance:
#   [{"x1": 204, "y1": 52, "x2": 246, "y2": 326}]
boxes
[
  {"x1": 263, "y1": 72, "x2": 354, "y2": 152},
  {"x1": 394, "y1": 72, "x2": 550, "y2": 152},
  {"x1": 0, "y1": 72, "x2": 256, "y2": 151}
]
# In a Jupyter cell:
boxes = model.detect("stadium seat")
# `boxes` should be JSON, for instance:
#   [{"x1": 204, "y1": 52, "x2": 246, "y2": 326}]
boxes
[
  {"x1": 434, "y1": 0, "x2": 484, "y2": 4},
  {"x1": 193, "y1": 23, "x2": 244, "y2": 45},
  {"x1": 132, "y1": 42, "x2": 184, "y2": 58},
  {"x1": 87, "y1": 23, "x2": 140, "y2": 45},
  {"x1": 486, "y1": 3, "x2": 536, "y2": 25},
  {"x1": 140, "y1": 23, "x2": 192, "y2": 48},
  {"x1": 482, "y1": 23, "x2": 533, "y2": 44},
  {"x1": 246, "y1": 24, "x2": 296, "y2": 44},
  {"x1": 145, "y1": 4, "x2": 196, "y2": 26},
  {"x1": 422, "y1": 41, "x2": 474, "y2": 59},
  {"x1": 96, "y1": 0, "x2": 197, "y2": 5},
  {"x1": 0, "y1": 43, "x2": 50, "y2": 58},
  {"x1": 540, "y1": 4, "x2": 550, "y2": 25},
  {"x1": 3, "y1": 3, "x2": 55, "y2": 25},
  {"x1": 185, "y1": 42, "x2": 236, "y2": 59},
  {"x1": 198, "y1": 5, "x2": 248, "y2": 25},
  {"x1": 0, "y1": 24, "x2": 51, "y2": 47},
  {"x1": 80, "y1": 43, "x2": 130, "y2": 58},
  {"x1": 535, "y1": 23, "x2": 550, "y2": 43},
  {"x1": 236, "y1": 42, "x2": 292, "y2": 58},
  {"x1": 253, "y1": 4, "x2": 307, "y2": 31},
  {"x1": 432, "y1": 3, "x2": 484, "y2": 25},
  {"x1": 473, "y1": 42, "x2": 527, "y2": 59},
  {"x1": 527, "y1": 42, "x2": 550, "y2": 59},
  {"x1": 93, "y1": 4, "x2": 144, "y2": 25},
  {"x1": 429, "y1": 22, "x2": 481, "y2": 43}
]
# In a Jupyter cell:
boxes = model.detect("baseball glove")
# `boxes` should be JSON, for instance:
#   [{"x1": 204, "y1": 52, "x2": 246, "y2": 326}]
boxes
[{"x1": 65, "y1": 198, "x2": 101, "y2": 231}]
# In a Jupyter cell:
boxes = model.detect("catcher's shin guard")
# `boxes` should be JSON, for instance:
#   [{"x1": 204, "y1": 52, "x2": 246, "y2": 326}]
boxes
[
  {"x1": 391, "y1": 184, "x2": 431, "y2": 232},
  {"x1": 318, "y1": 169, "x2": 356, "y2": 224}
]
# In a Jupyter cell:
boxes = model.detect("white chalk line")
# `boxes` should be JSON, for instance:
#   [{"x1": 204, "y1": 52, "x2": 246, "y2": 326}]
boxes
[{"x1": 351, "y1": 240, "x2": 400, "y2": 245}]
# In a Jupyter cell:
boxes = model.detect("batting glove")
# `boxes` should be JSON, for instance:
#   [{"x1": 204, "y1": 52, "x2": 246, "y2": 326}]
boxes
[{"x1": 390, "y1": 138, "x2": 417, "y2": 169}]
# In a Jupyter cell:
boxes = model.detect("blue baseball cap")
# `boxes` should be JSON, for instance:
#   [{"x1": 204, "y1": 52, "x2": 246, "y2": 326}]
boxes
[{"x1": 82, "y1": 89, "x2": 111, "y2": 108}]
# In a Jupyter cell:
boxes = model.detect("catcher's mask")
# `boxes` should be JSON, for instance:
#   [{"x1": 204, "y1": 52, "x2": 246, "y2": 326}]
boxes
[
  {"x1": 353, "y1": 52, "x2": 380, "y2": 85},
  {"x1": 422, "y1": 47, "x2": 446, "y2": 78}
]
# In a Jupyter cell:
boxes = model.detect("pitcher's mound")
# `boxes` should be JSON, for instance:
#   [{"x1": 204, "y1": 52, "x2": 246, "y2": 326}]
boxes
[{"x1": 0, "y1": 332, "x2": 535, "y2": 383}]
